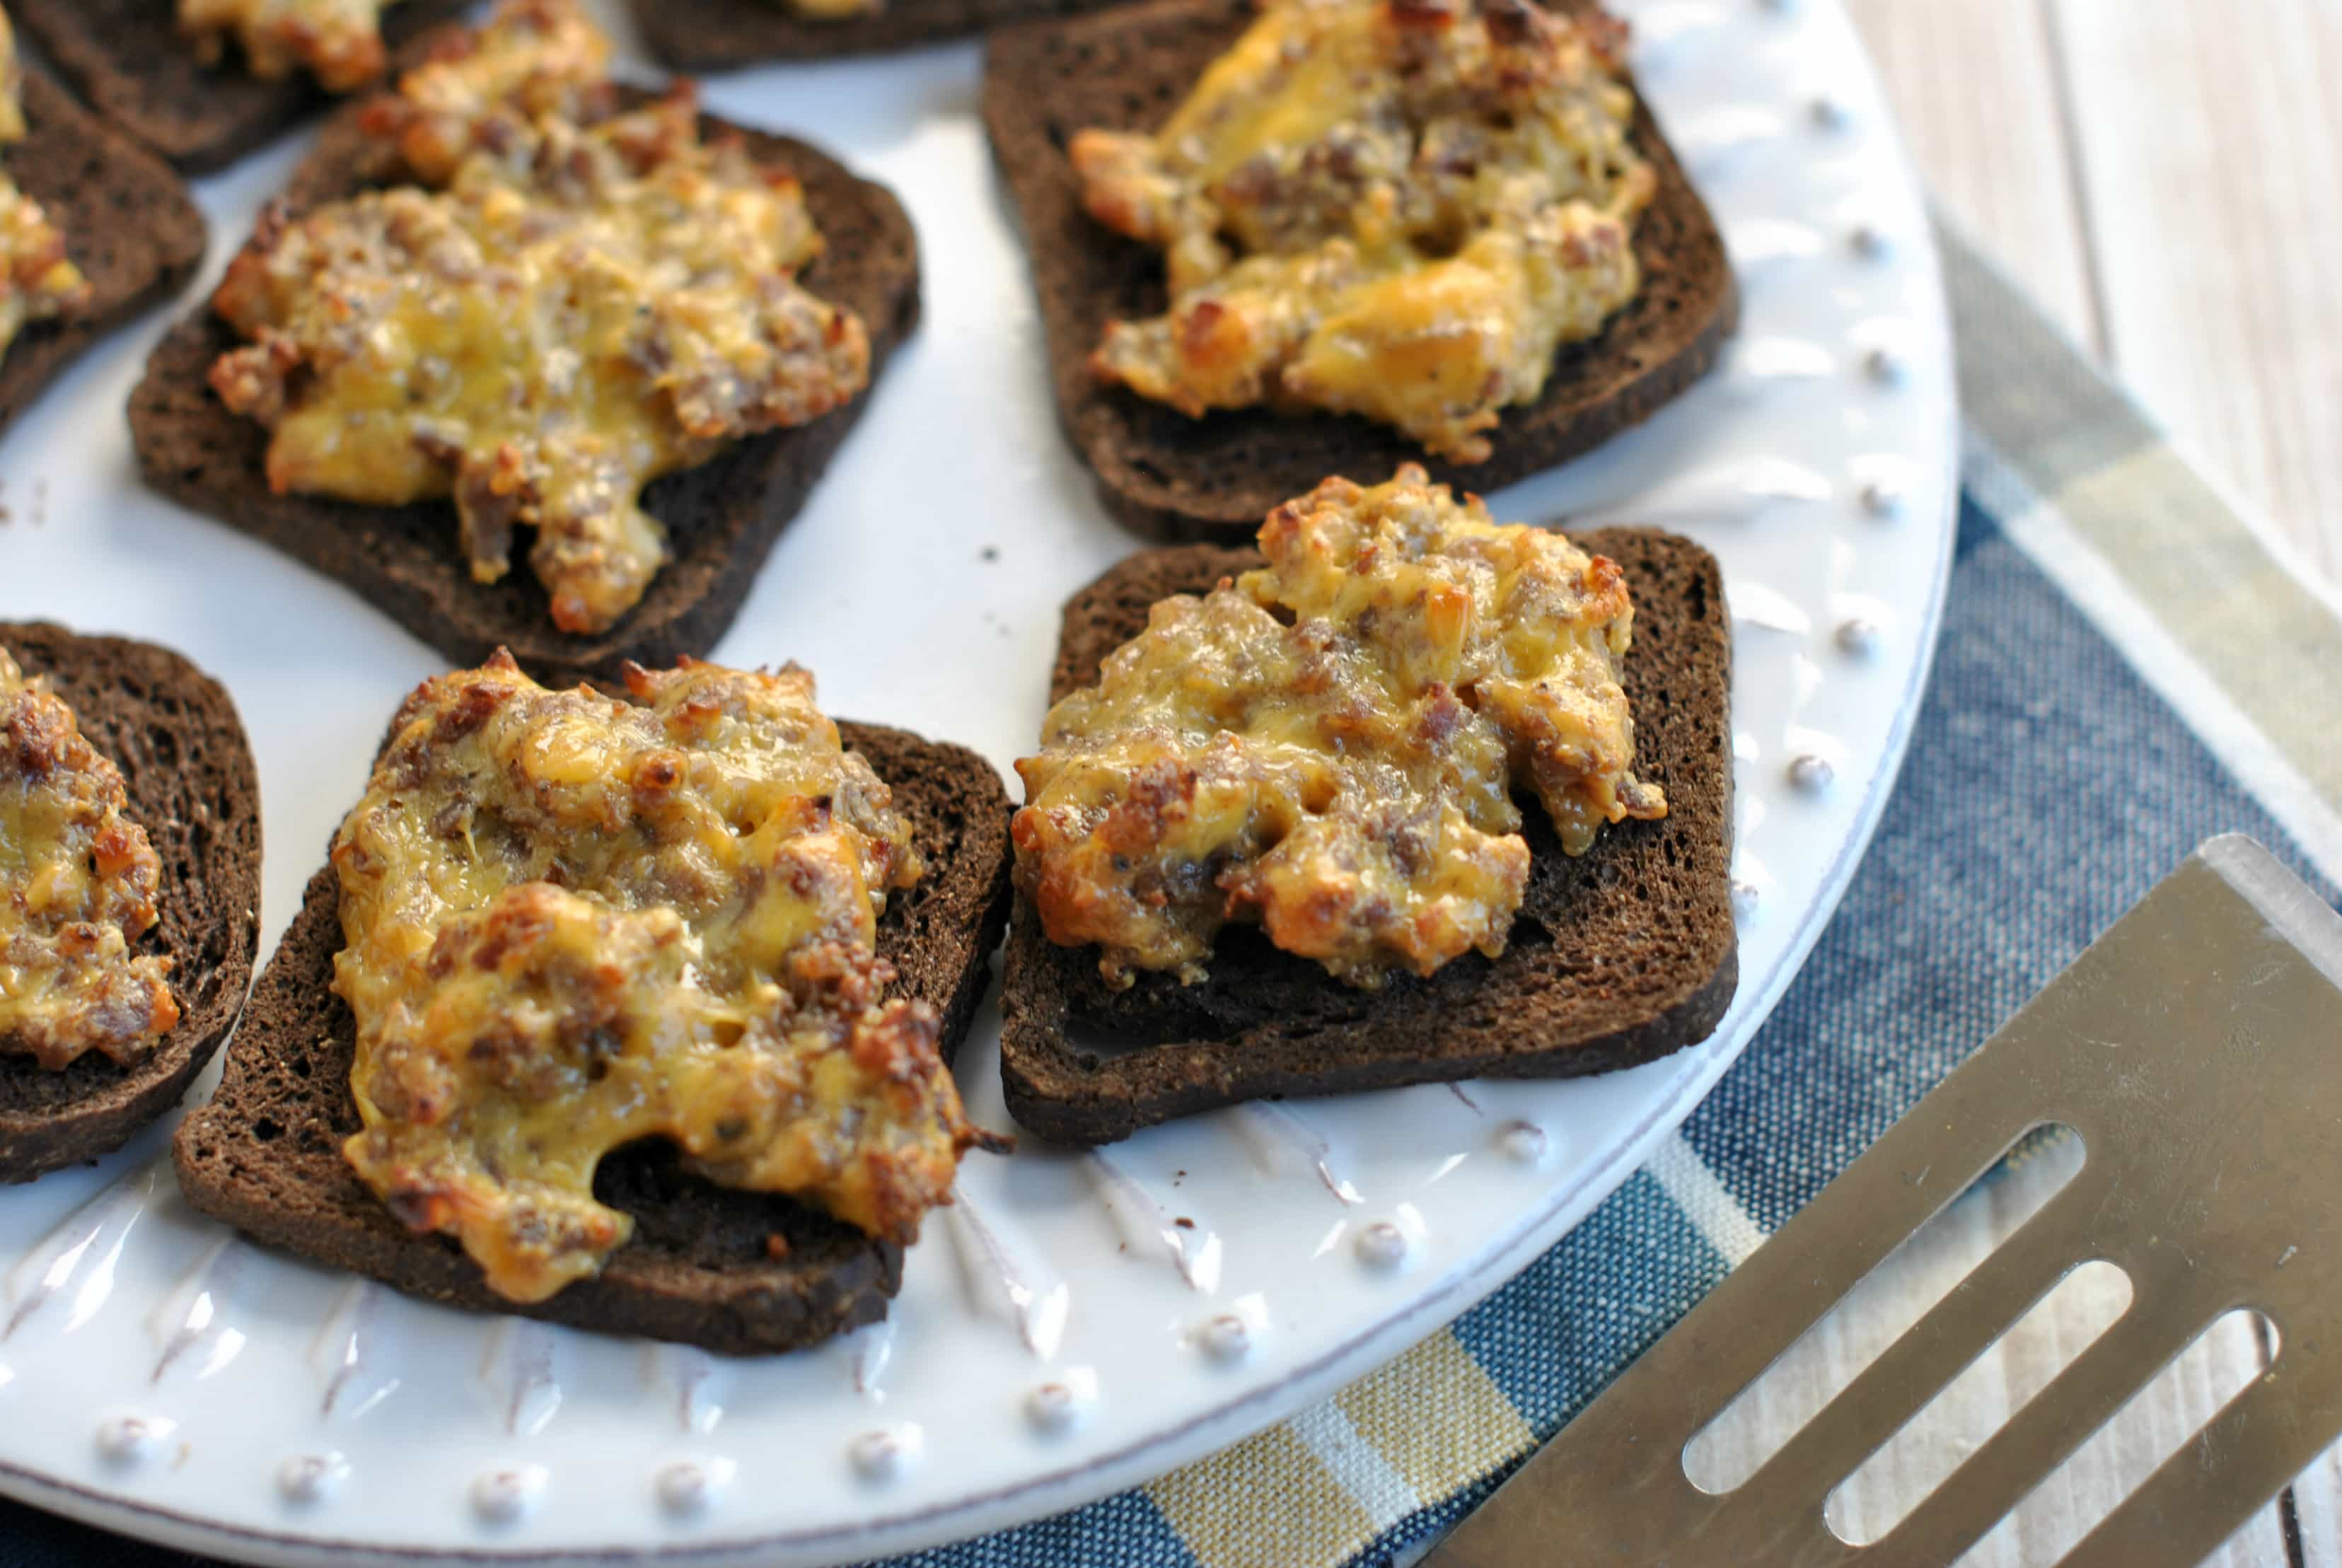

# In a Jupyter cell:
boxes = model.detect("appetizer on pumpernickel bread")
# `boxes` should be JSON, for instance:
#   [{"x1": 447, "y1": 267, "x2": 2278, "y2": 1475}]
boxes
[
  {"x1": 0, "y1": 624, "x2": 261, "y2": 1184},
  {"x1": 984, "y1": 0, "x2": 1737, "y2": 535},
  {"x1": 999, "y1": 469, "x2": 1735, "y2": 1144},
  {"x1": 11, "y1": 0, "x2": 471, "y2": 172},
  {"x1": 0, "y1": 5, "x2": 206, "y2": 442},
  {"x1": 174, "y1": 653, "x2": 1014, "y2": 1354},
  {"x1": 627, "y1": 0, "x2": 1142, "y2": 71},
  {"x1": 131, "y1": 0, "x2": 922, "y2": 686}
]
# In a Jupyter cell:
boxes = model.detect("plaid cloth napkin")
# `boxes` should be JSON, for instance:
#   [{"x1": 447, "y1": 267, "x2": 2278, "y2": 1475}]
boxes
[{"x1": 11, "y1": 226, "x2": 2342, "y2": 1568}]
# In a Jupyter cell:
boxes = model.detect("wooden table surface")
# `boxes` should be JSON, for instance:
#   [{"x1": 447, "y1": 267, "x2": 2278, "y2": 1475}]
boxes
[
  {"x1": 1849, "y1": 0, "x2": 2342, "y2": 587},
  {"x1": 1734, "y1": 4, "x2": 2342, "y2": 1562}
]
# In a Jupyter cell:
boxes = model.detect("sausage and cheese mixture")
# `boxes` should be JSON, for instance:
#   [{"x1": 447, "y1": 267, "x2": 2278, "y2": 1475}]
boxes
[
  {"x1": 1070, "y1": 0, "x2": 1652, "y2": 462},
  {"x1": 0, "y1": 649, "x2": 180, "y2": 1072},
  {"x1": 0, "y1": 5, "x2": 22, "y2": 144},
  {"x1": 0, "y1": 5, "x2": 90, "y2": 361},
  {"x1": 369, "y1": 0, "x2": 612, "y2": 185},
  {"x1": 764, "y1": 0, "x2": 881, "y2": 21},
  {"x1": 332, "y1": 651, "x2": 992, "y2": 1303},
  {"x1": 208, "y1": 0, "x2": 871, "y2": 637},
  {"x1": 1014, "y1": 468, "x2": 1664, "y2": 988},
  {"x1": 179, "y1": 0, "x2": 409, "y2": 92}
]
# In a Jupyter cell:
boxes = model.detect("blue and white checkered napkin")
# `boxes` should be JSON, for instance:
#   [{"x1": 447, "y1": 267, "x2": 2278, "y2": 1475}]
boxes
[{"x1": 8, "y1": 230, "x2": 2341, "y2": 1568}]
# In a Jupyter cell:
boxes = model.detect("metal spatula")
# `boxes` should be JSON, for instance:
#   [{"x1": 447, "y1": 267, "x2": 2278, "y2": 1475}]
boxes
[{"x1": 1424, "y1": 834, "x2": 2342, "y2": 1567}]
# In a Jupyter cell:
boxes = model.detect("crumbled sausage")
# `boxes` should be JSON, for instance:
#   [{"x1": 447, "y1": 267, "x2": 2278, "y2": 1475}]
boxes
[
  {"x1": 1069, "y1": 0, "x2": 1653, "y2": 460},
  {"x1": 333, "y1": 652, "x2": 990, "y2": 1303},
  {"x1": 209, "y1": 0, "x2": 871, "y2": 635},
  {"x1": 0, "y1": 8, "x2": 88, "y2": 359},
  {"x1": 178, "y1": 0, "x2": 406, "y2": 91},
  {"x1": 1014, "y1": 468, "x2": 1664, "y2": 988},
  {"x1": 0, "y1": 649, "x2": 179, "y2": 1070}
]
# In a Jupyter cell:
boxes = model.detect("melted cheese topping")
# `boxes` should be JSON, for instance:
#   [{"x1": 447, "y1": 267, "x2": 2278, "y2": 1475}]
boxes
[
  {"x1": 0, "y1": 6, "x2": 90, "y2": 361},
  {"x1": 178, "y1": 0, "x2": 409, "y2": 91},
  {"x1": 0, "y1": 6, "x2": 21, "y2": 145},
  {"x1": 208, "y1": 0, "x2": 871, "y2": 636},
  {"x1": 1071, "y1": 0, "x2": 1653, "y2": 461},
  {"x1": 765, "y1": 0, "x2": 881, "y2": 20},
  {"x1": 1013, "y1": 466, "x2": 1664, "y2": 987},
  {"x1": 0, "y1": 649, "x2": 180, "y2": 1071},
  {"x1": 333, "y1": 652, "x2": 990, "y2": 1303},
  {"x1": 375, "y1": 0, "x2": 611, "y2": 185}
]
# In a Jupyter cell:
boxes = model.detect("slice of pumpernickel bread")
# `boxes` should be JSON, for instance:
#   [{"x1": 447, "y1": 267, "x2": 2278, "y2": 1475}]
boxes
[
  {"x1": 982, "y1": 0, "x2": 1739, "y2": 538},
  {"x1": 128, "y1": 86, "x2": 923, "y2": 690},
  {"x1": 171, "y1": 722, "x2": 1015, "y2": 1355},
  {"x1": 0, "y1": 74, "x2": 207, "y2": 443},
  {"x1": 630, "y1": 0, "x2": 1133, "y2": 69},
  {"x1": 998, "y1": 531, "x2": 1735, "y2": 1145},
  {"x1": 11, "y1": 0, "x2": 470, "y2": 173},
  {"x1": 0, "y1": 623, "x2": 262, "y2": 1183}
]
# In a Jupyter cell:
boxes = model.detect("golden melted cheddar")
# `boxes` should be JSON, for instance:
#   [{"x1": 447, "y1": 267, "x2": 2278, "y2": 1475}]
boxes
[
  {"x1": 0, "y1": 6, "x2": 90, "y2": 361},
  {"x1": 1070, "y1": 0, "x2": 1652, "y2": 462},
  {"x1": 376, "y1": 0, "x2": 611, "y2": 184},
  {"x1": 758, "y1": 0, "x2": 880, "y2": 19},
  {"x1": 178, "y1": 0, "x2": 409, "y2": 92},
  {"x1": 1014, "y1": 467, "x2": 1664, "y2": 987},
  {"x1": 0, "y1": 649, "x2": 180, "y2": 1071},
  {"x1": 208, "y1": 0, "x2": 871, "y2": 637},
  {"x1": 0, "y1": 6, "x2": 22, "y2": 144},
  {"x1": 332, "y1": 652, "x2": 992, "y2": 1303}
]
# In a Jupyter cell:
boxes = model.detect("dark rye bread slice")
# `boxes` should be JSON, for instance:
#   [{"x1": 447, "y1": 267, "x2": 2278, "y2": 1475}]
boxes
[
  {"x1": 999, "y1": 530, "x2": 1734, "y2": 1144},
  {"x1": 630, "y1": 0, "x2": 1133, "y2": 69},
  {"x1": 172, "y1": 722, "x2": 1016, "y2": 1355},
  {"x1": 0, "y1": 74, "x2": 207, "y2": 443},
  {"x1": 11, "y1": 0, "x2": 471, "y2": 173},
  {"x1": 129, "y1": 86, "x2": 923, "y2": 690},
  {"x1": 0, "y1": 623, "x2": 262, "y2": 1183},
  {"x1": 982, "y1": 0, "x2": 1739, "y2": 538}
]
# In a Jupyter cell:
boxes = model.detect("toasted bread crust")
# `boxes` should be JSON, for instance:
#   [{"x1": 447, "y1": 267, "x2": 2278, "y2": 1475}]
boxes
[
  {"x1": 0, "y1": 624, "x2": 262, "y2": 1183},
  {"x1": 999, "y1": 530, "x2": 1734, "y2": 1144},
  {"x1": 982, "y1": 0, "x2": 1739, "y2": 538}
]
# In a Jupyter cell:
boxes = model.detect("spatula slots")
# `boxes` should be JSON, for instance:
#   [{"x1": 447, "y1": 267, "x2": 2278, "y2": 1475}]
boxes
[{"x1": 1425, "y1": 835, "x2": 2342, "y2": 1567}]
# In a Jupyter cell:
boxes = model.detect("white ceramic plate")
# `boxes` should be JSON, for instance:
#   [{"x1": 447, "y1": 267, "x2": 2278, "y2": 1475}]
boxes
[{"x1": 0, "y1": 0, "x2": 1954, "y2": 1560}]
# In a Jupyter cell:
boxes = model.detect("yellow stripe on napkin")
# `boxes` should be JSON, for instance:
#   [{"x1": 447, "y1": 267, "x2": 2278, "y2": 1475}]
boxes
[
  {"x1": 1334, "y1": 1331, "x2": 1534, "y2": 1497},
  {"x1": 1150, "y1": 1331, "x2": 1534, "y2": 1568},
  {"x1": 1151, "y1": 1422, "x2": 1379, "y2": 1568}
]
